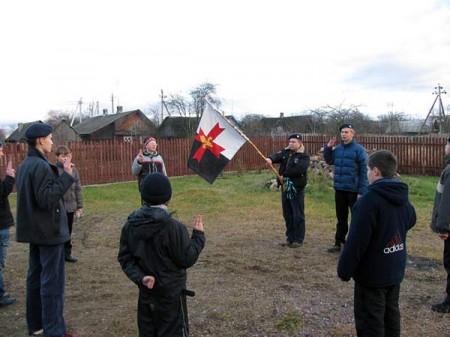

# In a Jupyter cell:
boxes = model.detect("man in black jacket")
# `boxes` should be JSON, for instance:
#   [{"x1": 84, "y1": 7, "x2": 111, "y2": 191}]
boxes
[
  {"x1": 16, "y1": 123, "x2": 81, "y2": 337},
  {"x1": 266, "y1": 133, "x2": 310, "y2": 248},
  {"x1": 0, "y1": 141, "x2": 16, "y2": 307},
  {"x1": 118, "y1": 173, "x2": 205, "y2": 337}
]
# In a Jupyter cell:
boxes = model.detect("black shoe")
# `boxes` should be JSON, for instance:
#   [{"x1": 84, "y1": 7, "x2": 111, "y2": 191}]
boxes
[
  {"x1": 327, "y1": 244, "x2": 341, "y2": 253},
  {"x1": 280, "y1": 240, "x2": 293, "y2": 247},
  {"x1": 289, "y1": 242, "x2": 303, "y2": 248},
  {"x1": 0, "y1": 293, "x2": 16, "y2": 306},
  {"x1": 65, "y1": 255, "x2": 78, "y2": 263},
  {"x1": 431, "y1": 301, "x2": 450, "y2": 313}
]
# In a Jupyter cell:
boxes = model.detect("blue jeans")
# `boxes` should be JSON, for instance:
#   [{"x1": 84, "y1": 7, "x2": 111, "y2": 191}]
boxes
[
  {"x1": 281, "y1": 188, "x2": 306, "y2": 243},
  {"x1": 26, "y1": 243, "x2": 66, "y2": 337},
  {"x1": 0, "y1": 228, "x2": 10, "y2": 297}
]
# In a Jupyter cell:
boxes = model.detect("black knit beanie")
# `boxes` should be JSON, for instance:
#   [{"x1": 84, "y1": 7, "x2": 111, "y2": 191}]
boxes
[{"x1": 141, "y1": 173, "x2": 172, "y2": 205}]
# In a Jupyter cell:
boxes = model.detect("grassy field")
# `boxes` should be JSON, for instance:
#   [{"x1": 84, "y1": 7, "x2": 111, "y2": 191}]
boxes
[{"x1": 1, "y1": 171, "x2": 449, "y2": 336}]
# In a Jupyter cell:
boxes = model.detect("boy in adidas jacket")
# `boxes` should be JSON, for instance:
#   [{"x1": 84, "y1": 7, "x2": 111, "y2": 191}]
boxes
[{"x1": 338, "y1": 150, "x2": 416, "y2": 337}]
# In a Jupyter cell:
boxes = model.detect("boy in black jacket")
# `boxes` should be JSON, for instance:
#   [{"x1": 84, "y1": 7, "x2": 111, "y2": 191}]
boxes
[
  {"x1": 338, "y1": 150, "x2": 416, "y2": 337},
  {"x1": 266, "y1": 133, "x2": 310, "y2": 248},
  {"x1": 118, "y1": 173, "x2": 205, "y2": 337}
]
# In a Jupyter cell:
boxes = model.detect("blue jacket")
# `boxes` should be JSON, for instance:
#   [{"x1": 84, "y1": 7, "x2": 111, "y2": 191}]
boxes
[
  {"x1": 323, "y1": 139, "x2": 368, "y2": 195},
  {"x1": 337, "y1": 178, "x2": 416, "y2": 287}
]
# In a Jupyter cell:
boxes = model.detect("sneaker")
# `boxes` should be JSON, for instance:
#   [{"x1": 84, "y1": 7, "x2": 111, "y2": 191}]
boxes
[
  {"x1": 431, "y1": 301, "x2": 450, "y2": 313},
  {"x1": 327, "y1": 244, "x2": 341, "y2": 253},
  {"x1": 65, "y1": 255, "x2": 78, "y2": 263},
  {"x1": 29, "y1": 329, "x2": 43, "y2": 336},
  {"x1": 0, "y1": 293, "x2": 16, "y2": 306},
  {"x1": 289, "y1": 242, "x2": 303, "y2": 248},
  {"x1": 280, "y1": 240, "x2": 293, "y2": 247}
]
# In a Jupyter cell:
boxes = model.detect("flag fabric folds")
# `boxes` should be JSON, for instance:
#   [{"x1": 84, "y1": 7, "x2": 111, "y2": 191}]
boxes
[{"x1": 187, "y1": 102, "x2": 247, "y2": 184}]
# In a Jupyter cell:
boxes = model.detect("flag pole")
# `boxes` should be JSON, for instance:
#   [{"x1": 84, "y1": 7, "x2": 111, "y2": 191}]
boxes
[{"x1": 207, "y1": 100, "x2": 281, "y2": 180}]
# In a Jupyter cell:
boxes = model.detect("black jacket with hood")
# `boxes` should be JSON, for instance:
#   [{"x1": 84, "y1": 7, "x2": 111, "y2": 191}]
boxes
[
  {"x1": 118, "y1": 205, "x2": 205, "y2": 297},
  {"x1": 337, "y1": 178, "x2": 416, "y2": 287}
]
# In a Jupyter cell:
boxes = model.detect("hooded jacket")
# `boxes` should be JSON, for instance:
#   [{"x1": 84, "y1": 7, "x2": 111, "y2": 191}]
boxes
[
  {"x1": 337, "y1": 178, "x2": 416, "y2": 287},
  {"x1": 118, "y1": 205, "x2": 205, "y2": 297},
  {"x1": 16, "y1": 146, "x2": 75, "y2": 245},
  {"x1": 431, "y1": 156, "x2": 450, "y2": 234},
  {"x1": 323, "y1": 139, "x2": 368, "y2": 195}
]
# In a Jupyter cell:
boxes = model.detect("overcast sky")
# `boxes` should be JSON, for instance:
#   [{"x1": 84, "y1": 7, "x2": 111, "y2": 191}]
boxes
[{"x1": 1, "y1": 0, "x2": 450, "y2": 124}]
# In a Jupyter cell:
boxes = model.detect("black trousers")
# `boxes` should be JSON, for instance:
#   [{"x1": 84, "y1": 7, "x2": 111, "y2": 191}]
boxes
[
  {"x1": 334, "y1": 190, "x2": 358, "y2": 245},
  {"x1": 281, "y1": 188, "x2": 305, "y2": 243},
  {"x1": 354, "y1": 282, "x2": 401, "y2": 337},
  {"x1": 444, "y1": 238, "x2": 450, "y2": 302},
  {"x1": 137, "y1": 290, "x2": 189, "y2": 337},
  {"x1": 64, "y1": 212, "x2": 75, "y2": 256}
]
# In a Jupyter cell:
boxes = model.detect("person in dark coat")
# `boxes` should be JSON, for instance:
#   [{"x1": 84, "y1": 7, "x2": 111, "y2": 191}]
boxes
[
  {"x1": 15, "y1": 123, "x2": 82, "y2": 337},
  {"x1": 266, "y1": 133, "x2": 310, "y2": 248},
  {"x1": 324, "y1": 124, "x2": 368, "y2": 253},
  {"x1": 430, "y1": 136, "x2": 450, "y2": 313},
  {"x1": 338, "y1": 150, "x2": 416, "y2": 337},
  {"x1": 118, "y1": 173, "x2": 205, "y2": 337},
  {"x1": 0, "y1": 141, "x2": 16, "y2": 307}
]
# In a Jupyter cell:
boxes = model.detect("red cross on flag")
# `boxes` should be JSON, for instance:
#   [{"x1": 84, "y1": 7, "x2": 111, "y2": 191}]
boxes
[{"x1": 187, "y1": 101, "x2": 247, "y2": 184}]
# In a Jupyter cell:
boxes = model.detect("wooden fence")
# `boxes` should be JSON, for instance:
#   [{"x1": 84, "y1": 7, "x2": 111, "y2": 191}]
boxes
[{"x1": 0, "y1": 134, "x2": 448, "y2": 185}]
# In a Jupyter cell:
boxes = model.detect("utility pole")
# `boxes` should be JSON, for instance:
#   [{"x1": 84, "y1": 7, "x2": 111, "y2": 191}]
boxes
[
  {"x1": 70, "y1": 98, "x2": 83, "y2": 126},
  {"x1": 420, "y1": 84, "x2": 447, "y2": 134},
  {"x1": 111, "y1": 93, "x2": 114, "y2": 115},
  {"x1": 160, "y1": 89, "x2": 171, "y2": 122}
]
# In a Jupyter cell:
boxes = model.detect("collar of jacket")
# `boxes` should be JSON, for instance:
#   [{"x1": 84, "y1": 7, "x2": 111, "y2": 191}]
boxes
[
  {"x1": 285, "y1": 144, "x2": 305, "y2": 154},
  {"x1": 28, "y1": 146, "x2": 50, "y2": 163}
]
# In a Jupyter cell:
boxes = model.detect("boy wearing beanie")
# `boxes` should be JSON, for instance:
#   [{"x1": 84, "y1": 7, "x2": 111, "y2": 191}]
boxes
[{"x1": 118, "y1": 173, "x2": 205, "y2": 337}]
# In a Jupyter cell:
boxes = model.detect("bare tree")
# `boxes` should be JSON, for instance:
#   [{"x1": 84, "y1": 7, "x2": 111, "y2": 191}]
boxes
[
  {"x1": 240, "y1": 114, "x2": 265, "y2": 136},
  {"x1": 45, "y1": 109, "x2": 72, "y2": 125},
  {"x1": 377, "y1": 112, "x2": 408, "y2": 134}
]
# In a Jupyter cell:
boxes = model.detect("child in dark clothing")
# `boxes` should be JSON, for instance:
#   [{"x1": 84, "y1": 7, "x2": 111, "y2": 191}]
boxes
[
  {"x1": 337, "y1": 150, "x2": 416, "y2": 337},
  {"x1": 118, "y1": 173, "x2": 205, "y2": 337}
]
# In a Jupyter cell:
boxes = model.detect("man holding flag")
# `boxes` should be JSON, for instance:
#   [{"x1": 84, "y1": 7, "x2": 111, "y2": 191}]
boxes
[{"x1": 266, "y1": 134, "x2": 310, "y2": 248}]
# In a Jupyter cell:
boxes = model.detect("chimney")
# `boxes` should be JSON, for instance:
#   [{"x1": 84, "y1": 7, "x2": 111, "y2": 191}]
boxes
[
  {"x1": 103, "y1": 109, "x2": 108, "y2": 115},
  {"x1": 117, "y1": 106, "x2": 123, "y2": 113},
  {"x1": 279, "y1": 112, "x2": 284, "y2": 118}
]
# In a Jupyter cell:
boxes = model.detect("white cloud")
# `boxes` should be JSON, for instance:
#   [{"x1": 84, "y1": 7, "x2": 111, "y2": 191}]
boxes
[{"x1": 0, "y1": 0, "x2": 449, "y2": 123}]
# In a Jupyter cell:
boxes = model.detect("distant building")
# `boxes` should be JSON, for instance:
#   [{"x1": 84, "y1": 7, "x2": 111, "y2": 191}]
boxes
[
  {"x1": 73, "y1": 109, "x2": 156, "y2": 141},
  {"x1": 385, "y1": 120, "x2": 431, "y2": 136},
  {"x1": 6, "y1": 120, "x2": 81, "y2": 144}
]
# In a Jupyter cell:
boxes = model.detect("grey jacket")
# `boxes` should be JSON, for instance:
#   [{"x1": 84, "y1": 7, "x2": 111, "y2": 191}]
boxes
[
  {"x1": 56, "y1": 161, "x2": 83, "y2": 213},
  {"x1": 431, "y1": 159, "x2": 450, "y2": 234}
]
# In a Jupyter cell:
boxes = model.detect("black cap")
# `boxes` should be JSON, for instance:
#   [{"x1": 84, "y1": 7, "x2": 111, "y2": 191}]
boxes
[
  {"x1": 141, "y1": 173, "x2": 172, "y2": 205},
  {"x1": 25, "y1": 123, "x2": 52, "y2": 140},
  {"x1": 288, "y1": 133, "x2": 302, "y2": 141},
  {"x1": 339, "y1": 124, "x2": 354, "y2": 131}
]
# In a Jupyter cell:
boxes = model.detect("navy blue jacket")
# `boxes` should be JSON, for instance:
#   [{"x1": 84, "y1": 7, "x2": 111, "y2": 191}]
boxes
[
  {"x1": 16, "y1": 147, "x2": 74, "y2": 245},
  {"x1": 323, "y1": 139, "x2": 368, "y2": 195},
  {"x1": 337, "y1": 178, "x2": 416, "y2": 287}
]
